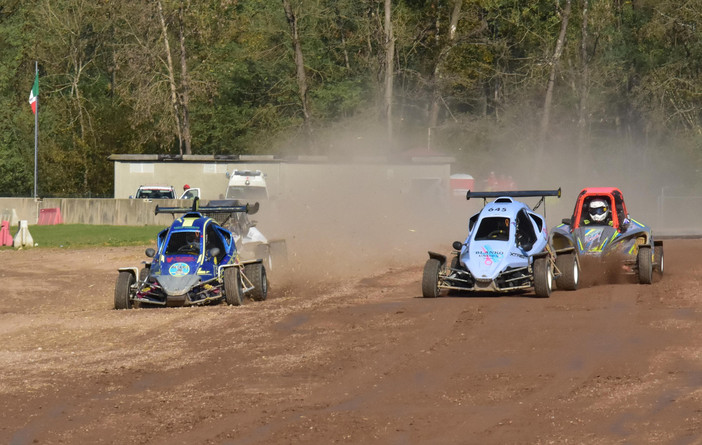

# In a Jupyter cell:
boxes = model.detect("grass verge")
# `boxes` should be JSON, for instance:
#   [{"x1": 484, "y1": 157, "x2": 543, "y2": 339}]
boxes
[{"x1": 1, "y1": 224, "x2": 163, "y2": 249}]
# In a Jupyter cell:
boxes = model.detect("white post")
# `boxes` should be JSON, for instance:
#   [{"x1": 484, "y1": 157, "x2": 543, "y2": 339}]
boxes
[{"x1": 13, "y1": 220, "x2": 34, "y2": 249}]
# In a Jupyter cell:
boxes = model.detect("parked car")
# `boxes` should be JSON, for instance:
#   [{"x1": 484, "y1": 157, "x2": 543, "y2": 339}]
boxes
[{"x1": 131, "y1": 185, "x2": 176, "y2": 200}]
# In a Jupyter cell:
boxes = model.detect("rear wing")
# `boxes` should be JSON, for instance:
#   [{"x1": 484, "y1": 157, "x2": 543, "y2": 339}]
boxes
[
  {"x1": 467, "y1": 188, "x2": 561, "y2": 215},
  {"x1": 155, "y1": 197, "x2": 259, "y2": 216},
  {"x1": 466, "y1": 188, "x2": 561, "y2": 200}
]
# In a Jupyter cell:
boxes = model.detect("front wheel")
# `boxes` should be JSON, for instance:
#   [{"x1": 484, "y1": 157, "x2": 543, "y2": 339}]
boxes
[
  {"x1": 138, "y1": 266, "x2": 150, "y2": 282},
  {"x1": 637, "y1": 246, "x2": 653, "y2": 284},
  {"x1": 422, "y1": 258, "x2": 442, "y2": 298},
  {"x1": 223, "y1": 267, "x2": 244, "y2": 306},
  {"x1": 533, "y1": 257, "x2": 552, "y2": 298},
  {"x1": 555, "y1": 252, "x2": 579, "y2": 291},
  {"x1": 114, "y1": 271, "x2": 135, "y2": 309},
  {"x1": 654, "y1": 244, "x2": 664, "y2": 275},
  {"x1": 244, "y1": 262, "x2": 268, "y2": 301}
]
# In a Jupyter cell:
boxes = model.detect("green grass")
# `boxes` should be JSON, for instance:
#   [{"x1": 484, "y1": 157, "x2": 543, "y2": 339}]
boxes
[{"x1": 2, "y1": 224, "x2": 164, "y2": 248}]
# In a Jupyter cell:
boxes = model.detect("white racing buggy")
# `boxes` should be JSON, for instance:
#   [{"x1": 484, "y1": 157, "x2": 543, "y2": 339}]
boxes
[
  {"x1": 422, "y1": 188, "x2": 579, "y2": 298},
  {"x1": 205, "y1": 200, "x2": 288, "y2": 272}
]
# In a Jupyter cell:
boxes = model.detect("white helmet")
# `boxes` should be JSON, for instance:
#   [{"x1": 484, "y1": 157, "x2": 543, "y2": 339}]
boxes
[{"x1": 589, "y1": 199, "x2": 610, "y2": 222}]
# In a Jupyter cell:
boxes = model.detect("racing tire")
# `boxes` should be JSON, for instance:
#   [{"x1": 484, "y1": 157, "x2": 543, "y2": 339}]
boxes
[
  {"x1": 422, "y1": 258, "x2": 442, "y2": 298},
  {"x1": 138, "y1": 266, "x2": 150, "y2": 282},
  {"x1": 654, "y1": 244, "x2": 664, "y2": 275},
  {"x1": 533, "y1": 257, "x2": 552, "y2": 298},
  {"x1": 223, "y1": 267, "x2": 244, "y2": 306},
  {"x1": 244, "y1": 262, "x2": 268, "y2": 301},
  {"x1": 555, "y1": 253, "x2": 579, "y2": 291},
  {"x1": 449, "y1": 255, "x2": 460, "y2": 271},
  {"x1": 114, "y1": 271, "x2": 134, "y2": 310},
  {"x1": 637, "y1": 246, "x2": 653, "y2": 285}
]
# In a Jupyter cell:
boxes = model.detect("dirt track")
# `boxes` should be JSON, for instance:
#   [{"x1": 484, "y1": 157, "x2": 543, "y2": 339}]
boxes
[{"x1": 1, "y1": 239, "x2": 701, "y2": 444}]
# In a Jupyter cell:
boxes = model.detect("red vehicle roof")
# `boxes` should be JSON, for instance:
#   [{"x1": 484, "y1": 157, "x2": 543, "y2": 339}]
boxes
[{"x1": 570, "y1": 187, "x2": 629, "y2": 229}]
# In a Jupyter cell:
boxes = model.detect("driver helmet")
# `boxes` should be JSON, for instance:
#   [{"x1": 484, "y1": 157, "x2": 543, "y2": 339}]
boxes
[
  {"x1": 589, "y1": 199, "x2": 610, "y2": 222},
  {"x1": 183, "y1": 184, "x2": 191, "y2": 191}
]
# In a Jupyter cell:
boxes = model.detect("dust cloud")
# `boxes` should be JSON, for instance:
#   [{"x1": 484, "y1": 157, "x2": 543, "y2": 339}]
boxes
[
  {"x1": 254, "y1": 121, "x2": 699, "y2": 283},
  {"x1": 449, "y1": 126, "x2": 701, "y2": 237},
  {"x1": 253, "y1": 164, "x2": 481, "y2": 282}
]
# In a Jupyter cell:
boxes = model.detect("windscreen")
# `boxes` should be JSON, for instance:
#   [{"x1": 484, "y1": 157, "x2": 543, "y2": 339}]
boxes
[
  {"x1": 474, "y1": 217, "x2": 511, "y2": 241},
  {"x1": 165, "y1": 231, "x2": 201, "y2": 255},
  {"x1": 137, "y1": 189, "x2": 175, "y2": 199}
]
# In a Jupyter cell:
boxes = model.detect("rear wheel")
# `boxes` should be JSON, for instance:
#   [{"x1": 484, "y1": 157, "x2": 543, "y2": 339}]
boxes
[
  {"x1": 637, "y1": 246, "x2": 653, "y2": 284},
  {"x1": 654, "y1": 244, "x2": 664, "y2": 275},
  {"x1": 244, "y1": 262, "x2": 268, "y2": 301},
  {"x1": 114, "y1": 271, "x2": 135, "y2": 309},
  {"x1": 223, "y1": 267, "x2": 244, "y2": 306},
  {"x1": 555, "y1": 252, "x2": 579, "y2": 291},
  {"x1": 533, "y1": 257, "x2": 552, "y2": 298},
  {"x1": 422, "y1": 258, "x2": 442, "y2": 298}
]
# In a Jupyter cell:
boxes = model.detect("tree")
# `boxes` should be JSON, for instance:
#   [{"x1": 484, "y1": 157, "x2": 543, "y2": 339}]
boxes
[
  {"x1": 538, "y1": 0, "x2": 572, "y2": 161},
  {"x1": 0, "y1": 0, "x2": 34, "y2": 196},
  {"x1": 156, "y1": 0, "x2": 185, "y2": 155},
  {"x1": 577, "y1": 0, "x2": 590, "y2": 169},
  {"x1": 34, "y1": 0, "x2": 114, "y2": 196},
  {"x1": 383, "y1": 0, "x2": 395, "y2": 144},
  {"x1": 282, "y1": 0, "x2": 313, "y2": 148}
]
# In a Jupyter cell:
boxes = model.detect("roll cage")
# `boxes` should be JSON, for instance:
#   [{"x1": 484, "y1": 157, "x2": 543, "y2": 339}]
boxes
[{"x1": 568, "y1": 187, "x2": 629, "y2": 230}]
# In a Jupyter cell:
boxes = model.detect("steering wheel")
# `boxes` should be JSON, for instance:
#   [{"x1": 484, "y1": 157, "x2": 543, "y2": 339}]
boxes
[
  {"x1": 177, "y1": 242, "x2": 199, "y2": 253},
  {"x1": 487, "y1": 229, "x2": 506, "y2": 239}
]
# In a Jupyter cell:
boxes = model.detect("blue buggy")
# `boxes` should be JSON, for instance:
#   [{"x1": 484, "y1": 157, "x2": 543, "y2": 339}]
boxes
[{"x1": 114, "y1": 199, "x2": 267, "y2": 308}]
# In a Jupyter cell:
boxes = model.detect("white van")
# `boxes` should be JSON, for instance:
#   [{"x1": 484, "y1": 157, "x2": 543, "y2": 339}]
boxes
[{"x1": 225, "y1": 170, "x2": 268, "y2": 201}]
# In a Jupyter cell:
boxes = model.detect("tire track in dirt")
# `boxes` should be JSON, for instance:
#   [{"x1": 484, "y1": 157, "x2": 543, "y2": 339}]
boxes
[{"x1": 1, "y1": 240, "x2": 701, "y2": 444}]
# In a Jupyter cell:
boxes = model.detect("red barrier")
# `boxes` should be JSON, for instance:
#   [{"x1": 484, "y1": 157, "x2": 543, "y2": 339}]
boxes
[
  {"x1": 0, "y1": 220, "x2": 12, "y2": 246},
  {"x1": 450, "y1": 173, "x2": 475, "y2": 197},
  {"x1": 38, "y1": 208, "x2": 63, "y2": 225}
]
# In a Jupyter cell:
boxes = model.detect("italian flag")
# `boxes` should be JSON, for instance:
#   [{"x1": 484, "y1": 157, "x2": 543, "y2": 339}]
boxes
[{"x1": 28, "y1": 73, "x2": 39, "y2": 115}]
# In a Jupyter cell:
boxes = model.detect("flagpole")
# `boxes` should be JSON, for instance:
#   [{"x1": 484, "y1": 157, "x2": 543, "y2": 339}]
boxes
[{"x1": 34, "y1": 61, "x2": 38, "y2": 199}]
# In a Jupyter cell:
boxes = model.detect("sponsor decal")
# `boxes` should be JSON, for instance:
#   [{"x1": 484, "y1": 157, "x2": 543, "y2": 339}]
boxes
[
  {"x1": 510, "y1": 252, "x2": 527, "y2": 259},
  {"x1": 169, "y1": 262, "x2": 190, "y2": 277},
  {"x1": 166, "y1": 255, "x2": 194, "y2": 263},
  {"x1": 475, "y1": 247, "x2": 504, "y2": 265},
  {"x1": 583, "y1": 229, "x2": 603, "y2": 251}
]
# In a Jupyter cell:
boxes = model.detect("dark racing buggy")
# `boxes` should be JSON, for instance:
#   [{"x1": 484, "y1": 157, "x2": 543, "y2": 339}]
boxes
[
  {"x1": 550, "y1": 187, "x2": 663, "y2": 284},
  {"x1": 204, "y1": 200, "x2": 288, "y2": 273},
  {"x1": 114, "y1": 199, "x2": 268, "y2": 309},
  {"x1": 422, "y1": 189, "x2": 580, "y2": 298}
]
